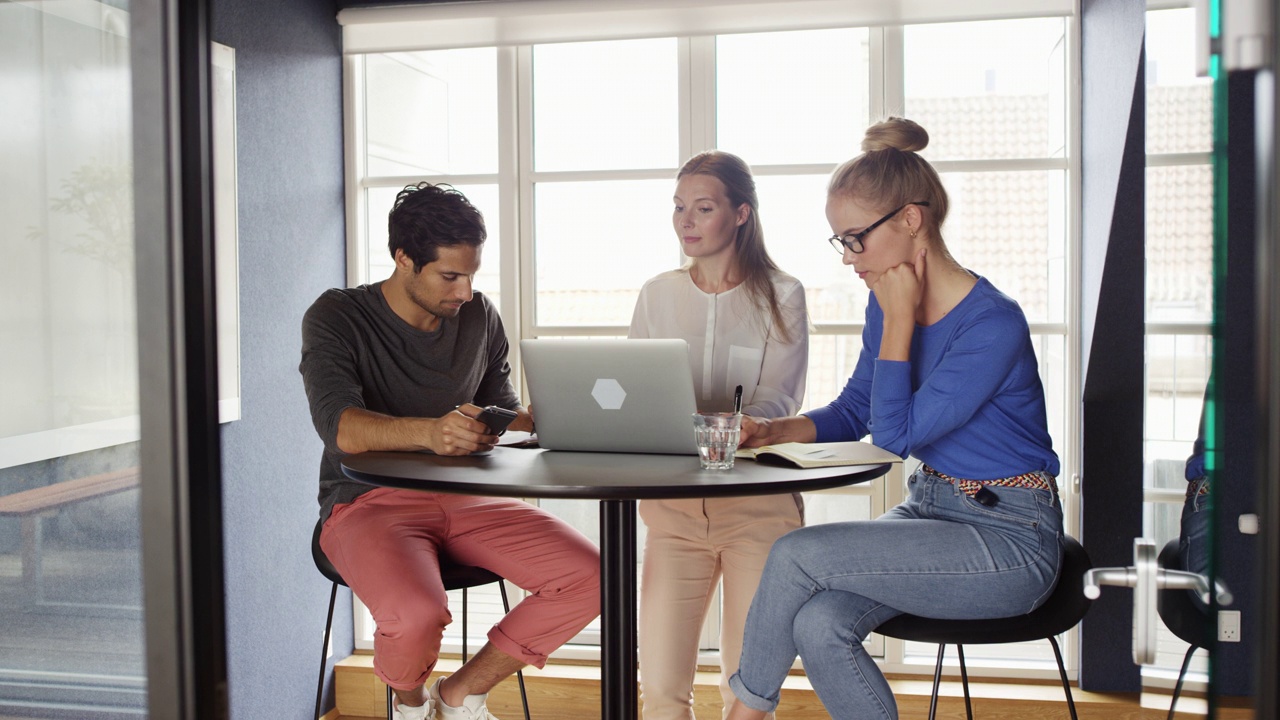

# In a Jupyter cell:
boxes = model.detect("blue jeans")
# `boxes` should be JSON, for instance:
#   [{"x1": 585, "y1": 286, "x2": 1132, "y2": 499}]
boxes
[
  {"x1": 1179, "y1": 475, "x2": 1211, "y2": 610},
  {"x1": 728, "y1": 467, "x2": 1063, "y2": 719}
]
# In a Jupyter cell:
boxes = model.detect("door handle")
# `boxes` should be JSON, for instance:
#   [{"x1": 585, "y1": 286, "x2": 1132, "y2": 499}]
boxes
[
  {"x1": 1160, "y1": 568, "x2": 1234, "y2": 606},
  {"x1": 1083, "y1": 538, "x2": 1233, "y2": 665},
  {"x1": 1083, "y1": 538, "x2": 1159, "y2": 664}
]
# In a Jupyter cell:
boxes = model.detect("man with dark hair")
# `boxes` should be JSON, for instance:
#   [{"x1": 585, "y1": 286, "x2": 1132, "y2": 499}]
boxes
[{"x1": 301, "y1": 183, "x2": 600, "y2": 720}]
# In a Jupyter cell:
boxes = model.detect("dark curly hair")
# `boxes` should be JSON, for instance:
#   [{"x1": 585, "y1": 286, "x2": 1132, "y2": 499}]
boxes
[{"x1": 387, "y1": 182, "x2": 487, "y2": 271}]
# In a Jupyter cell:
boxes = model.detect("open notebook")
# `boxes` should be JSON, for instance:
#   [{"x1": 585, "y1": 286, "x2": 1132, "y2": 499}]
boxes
[{"x1": 735, "y1": 441, "x2": 902, "y2": 469}]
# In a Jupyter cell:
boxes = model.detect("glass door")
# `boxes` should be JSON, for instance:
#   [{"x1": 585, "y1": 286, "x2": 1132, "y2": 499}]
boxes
[{"x1": 0, "y1": 1, "x2": 147, "y2": 715}]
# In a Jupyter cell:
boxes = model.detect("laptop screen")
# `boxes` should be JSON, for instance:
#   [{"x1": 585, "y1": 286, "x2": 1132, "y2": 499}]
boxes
[{"x1": 521, "y1": 338, "x2": 698, "y2": 454}]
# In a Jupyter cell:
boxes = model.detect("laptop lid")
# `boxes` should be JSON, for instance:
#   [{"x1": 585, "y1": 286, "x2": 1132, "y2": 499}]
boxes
[{"x1": 520, "y1": 338, "x2": 698, "y2": 455}]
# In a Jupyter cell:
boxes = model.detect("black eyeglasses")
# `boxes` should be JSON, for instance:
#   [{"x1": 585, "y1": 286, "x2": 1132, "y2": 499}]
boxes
[{"x1": 827, "y1": 201, "x2": 930, "y2": 255}]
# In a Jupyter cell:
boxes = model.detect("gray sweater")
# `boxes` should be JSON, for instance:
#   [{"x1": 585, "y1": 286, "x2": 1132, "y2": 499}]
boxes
[{"x1": 299, "y1": 283, "x2": 519, "y2": 521}]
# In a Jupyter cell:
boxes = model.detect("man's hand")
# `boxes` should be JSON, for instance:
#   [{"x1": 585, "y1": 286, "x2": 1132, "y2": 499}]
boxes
[
  {"x1": 508, "y1": 407, "x2": 535, "y2": 434},
  {"x1": 427, "y1": 404, "x2": 500, "y2": 456}
]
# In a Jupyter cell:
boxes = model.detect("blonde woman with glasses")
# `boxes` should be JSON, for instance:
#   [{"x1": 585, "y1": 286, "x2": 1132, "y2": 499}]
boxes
[{"x1": 726, "y1": 118, "x2": 1062, "y2": 720}]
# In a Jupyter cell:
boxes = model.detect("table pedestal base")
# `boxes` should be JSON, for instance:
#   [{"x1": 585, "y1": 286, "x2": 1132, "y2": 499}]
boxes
[{"x1": 600, "y1": 498, "x2": 637, "y2": 720}]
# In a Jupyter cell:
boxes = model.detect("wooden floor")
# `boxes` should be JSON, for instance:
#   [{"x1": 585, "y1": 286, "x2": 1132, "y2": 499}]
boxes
[{"x1": 332, "y1": 654, "x2": 1256, "y2": 720}]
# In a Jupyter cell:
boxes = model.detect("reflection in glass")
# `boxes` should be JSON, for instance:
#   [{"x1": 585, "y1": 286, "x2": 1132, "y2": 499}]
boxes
[
  {"x1": 905, "y1": 18, "x2": 1068, "y2": 161},
  {"x1": 1141, "y1": 5, "x2": 1217, "y2": 695},
  {"x1": 0, "y1": 0, "x2": 146, "y2": 713},
  {"x1": 533, "y1": 39, "x2": 679, "y2": 172},
  {"x1": 716, "y1": 28, "x2": 870, "y2": 166},
  {"x1": 1144, "y1": 9, "x2": 1213, "y2": 155},
  {"x1": 1146, "y1": 165, "x2": 1213, "y2": 322}
]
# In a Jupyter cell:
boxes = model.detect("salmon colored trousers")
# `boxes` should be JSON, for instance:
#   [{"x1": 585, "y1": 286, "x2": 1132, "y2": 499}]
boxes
[{"x1": 320, "y1": 486, "x2": 601, "y2": 691}]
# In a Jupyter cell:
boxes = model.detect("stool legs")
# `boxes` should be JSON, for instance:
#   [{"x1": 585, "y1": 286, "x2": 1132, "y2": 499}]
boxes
[
  {"x1": 957, "y1": 645, "x2": 973, "y2": 720},
  {"x1": 925, "y1": 638, "x2": 1077, "y2": 720},
  {"x1": 1049, "y1": 635, "x2": 1079, "y2": 720},
  {"x1": 457, "y1": 582, "x2": 531, "y2": 720},
  {"x1": 497, "y1": 582, "x2": 532, "y2": 720},
  {"x1": 316, "y1": 582, "x2": 339, "y2": 720},
  {"x1": 462, "y1": 588, "x2": 469, "y2": 662},
  {"x1": 928, "y1": 643, "x2": 945, "y2": 720},
  {"x1": 315, "y1": 580, "x2": 532, "y2": 720},
  {"x1": 1168, "y1": 645, "x2": 1197, "y2": 720}
]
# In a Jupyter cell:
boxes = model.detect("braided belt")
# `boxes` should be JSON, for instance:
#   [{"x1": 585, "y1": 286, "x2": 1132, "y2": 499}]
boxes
[
  {"x1": 1186, "y1": 478, "x2": 1211, "y2": 500},
  {"x1": 921, "y1": 464, "x2": 1057, "y2": 497}
]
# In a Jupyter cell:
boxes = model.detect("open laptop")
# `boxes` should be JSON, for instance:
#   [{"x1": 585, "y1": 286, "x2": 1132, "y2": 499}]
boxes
[{"x1": 520, "y1": 338, "x2": 698, "y2": 454}]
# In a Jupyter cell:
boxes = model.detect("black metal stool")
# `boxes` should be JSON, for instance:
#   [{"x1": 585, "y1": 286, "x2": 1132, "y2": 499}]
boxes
[
  {"x1": 876, "y1": 535, "x2": 1093, "y2": 720},
  {"x1": 1157, "y1": 538, "x2": 1210, "y2": 720},
  {"x1": 311, "y1": 519, "x2": 531, "y2": 720}
]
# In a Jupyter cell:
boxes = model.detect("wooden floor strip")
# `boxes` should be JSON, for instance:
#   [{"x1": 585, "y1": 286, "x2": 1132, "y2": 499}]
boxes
[{"x1": 332, "y1": 654, "x2": 1255, "y2": 720}]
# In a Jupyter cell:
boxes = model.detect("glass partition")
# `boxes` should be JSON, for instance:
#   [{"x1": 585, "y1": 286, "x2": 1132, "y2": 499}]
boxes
[{"x1": 0, "y1": 0, "x2": 146, "y2": 714}]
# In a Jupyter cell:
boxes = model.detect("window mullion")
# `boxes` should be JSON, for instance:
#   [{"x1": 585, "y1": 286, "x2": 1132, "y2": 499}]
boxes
[
  {"x1": 497, "y1": 45, "x2": 523, "y2": 373},
  {"x1": 343, "y1": 53, "x2": 368, "y2": 288},
  {"x1": 878, "y1": 25, "x2": 905, "y2": 118},
  {"x1": 687, "y1": 34, "x2": 717, "y2": 155},
  {"x1": 516, "y1": 44, "x2": 537, "y2": 356}
]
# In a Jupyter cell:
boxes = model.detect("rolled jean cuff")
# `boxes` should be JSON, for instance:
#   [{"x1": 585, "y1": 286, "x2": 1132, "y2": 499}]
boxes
[
  {"x1": 728, "y1": 671, "x2": 779, "y2": 712},
  {"x1": 487, "y1": 626, "x2": 548, "y2": 669}
]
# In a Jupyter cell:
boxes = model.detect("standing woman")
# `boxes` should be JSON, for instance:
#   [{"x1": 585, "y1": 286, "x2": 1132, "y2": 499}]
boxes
[
  {"x1": 630, "y1": 150, "x2": 809, "y2": 720},
  {"x1": 725, "y1": 117, "x2": 1062, "y2": 720}
]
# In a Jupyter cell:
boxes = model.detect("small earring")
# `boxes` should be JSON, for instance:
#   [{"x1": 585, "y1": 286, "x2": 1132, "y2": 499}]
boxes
[{"x1": 909, "y1": 229, "x2": 918, "y2": 239}]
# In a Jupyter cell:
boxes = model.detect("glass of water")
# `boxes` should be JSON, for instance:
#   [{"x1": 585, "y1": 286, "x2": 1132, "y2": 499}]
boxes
[{"x1": 692, "y1": 412, "x2": 742, "y2": 470}]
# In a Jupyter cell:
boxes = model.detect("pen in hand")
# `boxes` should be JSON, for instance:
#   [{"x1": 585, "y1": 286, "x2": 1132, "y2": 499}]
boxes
[{"x1": 733, "y1": 384, "x2": 743, "y2": 414}]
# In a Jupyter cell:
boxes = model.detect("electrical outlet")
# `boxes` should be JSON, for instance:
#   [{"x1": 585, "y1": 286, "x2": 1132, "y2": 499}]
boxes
[{"x1": 1219, "y1": 610, "x2": 1241, "y2": 642}]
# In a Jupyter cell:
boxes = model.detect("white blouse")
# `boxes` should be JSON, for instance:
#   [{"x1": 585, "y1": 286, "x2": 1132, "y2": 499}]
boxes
[{"x1": 628, "y1": 269, "x2": 809, "y2": 419}]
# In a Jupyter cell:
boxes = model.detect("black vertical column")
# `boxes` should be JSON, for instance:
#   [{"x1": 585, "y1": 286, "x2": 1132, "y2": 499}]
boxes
[
  {"x1": 1079, "y1": 0, "x2": 1146, "y2": 693},
  {"x1": 133, "y1": 0, "x2": 228, "y2": 716},
  {"x1": 1252, "y1": 62, "x2": 1279, "y2": 720},
  {"x1": 600, "y1": 499, "x2": 638, "y2": 719},
  {"x1": 1212, "y1": 69, "x2": 1262, "y2": 701}
]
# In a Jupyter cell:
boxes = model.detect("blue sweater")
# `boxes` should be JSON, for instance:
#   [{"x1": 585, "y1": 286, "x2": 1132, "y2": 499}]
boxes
[{"x1": 806, "y1": 277, "x2": 1060, "y2": 480}]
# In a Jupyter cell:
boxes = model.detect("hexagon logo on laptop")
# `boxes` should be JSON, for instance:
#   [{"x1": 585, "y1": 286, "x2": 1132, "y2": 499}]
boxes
[{"x1": 591, "y1": 378, "x2": 626, "y2": 410}]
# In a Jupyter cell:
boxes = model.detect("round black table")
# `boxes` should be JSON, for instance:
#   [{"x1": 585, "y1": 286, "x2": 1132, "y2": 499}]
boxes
[{"x1": 342, "y1": 446, "x2": 890, "y2": 720}]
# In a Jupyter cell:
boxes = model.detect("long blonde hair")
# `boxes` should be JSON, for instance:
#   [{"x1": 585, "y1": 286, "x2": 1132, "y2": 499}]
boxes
[
  {"x1": 828, "y1": 117, "x2": 950, "y2": 247},
  {"x1": 678, "y1": 150, "x2": 793, "y2": 343}
]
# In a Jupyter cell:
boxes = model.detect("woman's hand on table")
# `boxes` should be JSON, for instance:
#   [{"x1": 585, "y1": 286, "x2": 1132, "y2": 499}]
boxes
[
  {"x1": 739, "y1": 415, "x2": 818, "y2": 448},
  {"x1": 739, "y1": 416, "x2": 775, "y2": 448}
]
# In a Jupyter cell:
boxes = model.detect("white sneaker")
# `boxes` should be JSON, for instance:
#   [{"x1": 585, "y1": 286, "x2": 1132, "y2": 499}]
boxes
[
  {"x1": 428, "y1": 677, "x2": 499, "y2": 720},
  {"x1": 391, "y1": 695, "x2": 435, "y2": 720}
]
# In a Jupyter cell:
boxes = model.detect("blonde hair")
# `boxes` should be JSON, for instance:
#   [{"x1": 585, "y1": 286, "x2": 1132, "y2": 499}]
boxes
[
  {"x1": 828, "y1": 117, "x2": 950, "y2": 241},
  {"x1": 678, "y1": 150, "x2": 793, "y2": 343}
]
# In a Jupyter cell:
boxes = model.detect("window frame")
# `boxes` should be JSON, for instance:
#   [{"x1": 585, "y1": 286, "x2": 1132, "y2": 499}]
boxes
[{"x1": 340, "y1": 3, "x2": 1083, "y2": 683}]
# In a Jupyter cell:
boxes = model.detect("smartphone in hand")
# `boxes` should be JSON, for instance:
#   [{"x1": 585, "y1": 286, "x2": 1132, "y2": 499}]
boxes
[{"x1": 474, "y1": 405, "x2": 518, "y2": 435}]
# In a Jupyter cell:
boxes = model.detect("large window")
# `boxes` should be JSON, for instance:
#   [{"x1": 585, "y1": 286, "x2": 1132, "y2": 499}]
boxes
[
  {"x1": 1141, "y1": 4, "x2": 1214, "y2": 689},
  {"x1": 343, "y1": 4, "x2": 1075, "y2": 678}
]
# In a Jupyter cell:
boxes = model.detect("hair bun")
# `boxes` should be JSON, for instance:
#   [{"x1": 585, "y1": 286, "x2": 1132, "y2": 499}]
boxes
[{"x1": 861, "y1": 117, "x2": 929, "y2": 153}]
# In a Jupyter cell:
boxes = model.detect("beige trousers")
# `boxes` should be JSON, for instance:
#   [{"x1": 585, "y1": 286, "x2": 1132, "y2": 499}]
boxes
[{"x1": 638, "y1": 495, "x2": 803, "y2": 720}]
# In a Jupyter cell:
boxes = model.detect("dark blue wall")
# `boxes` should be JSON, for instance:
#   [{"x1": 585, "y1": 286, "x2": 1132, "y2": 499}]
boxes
[{"x1": 209, "y1": 0, "x2": 350, "y2": 717}]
